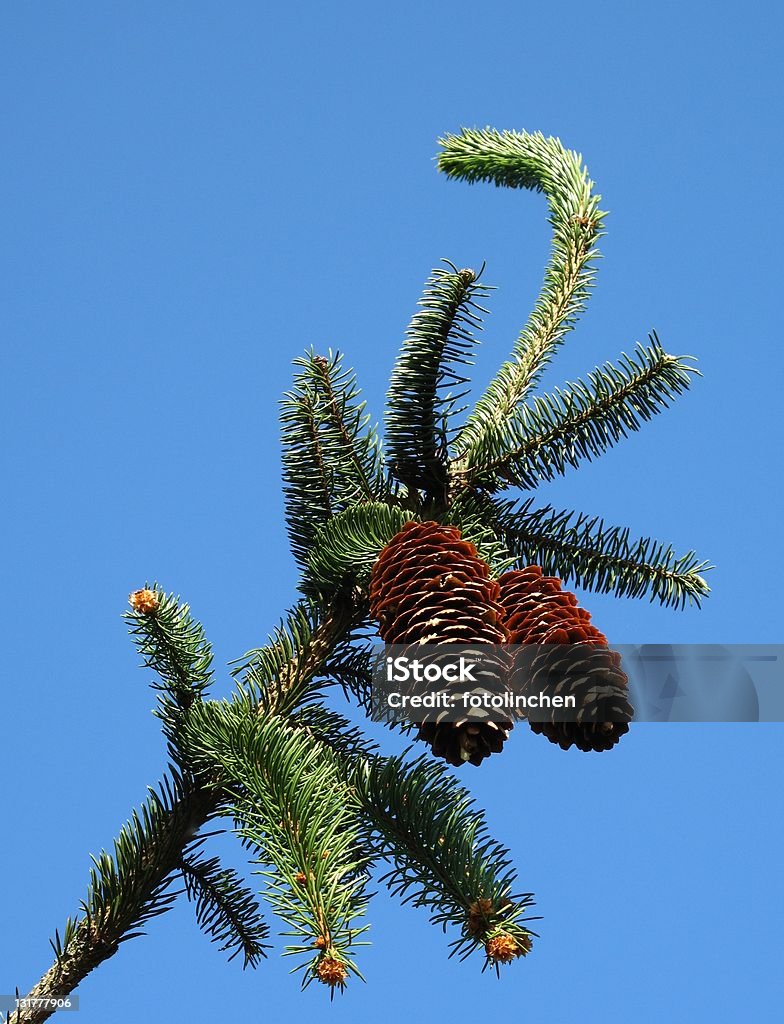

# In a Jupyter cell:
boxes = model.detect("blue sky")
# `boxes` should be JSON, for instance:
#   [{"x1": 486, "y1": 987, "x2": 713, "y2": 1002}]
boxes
[{"x1": 1, "y1": 2, "x2": 782, "y2": 1021}]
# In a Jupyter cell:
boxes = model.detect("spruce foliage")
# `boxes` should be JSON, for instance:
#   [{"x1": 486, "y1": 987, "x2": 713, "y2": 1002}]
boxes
[{"x1": 16, "y1": 127, "x2": 709, "y2": 1018}]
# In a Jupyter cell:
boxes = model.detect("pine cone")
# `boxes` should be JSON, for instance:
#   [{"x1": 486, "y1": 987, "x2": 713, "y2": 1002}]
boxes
[
  {"x1": 498, "y1": 566, "x2": 632, "y2": 752},
  {"x1": 369, "y1": 521, "x2": 513, "y2": 766}
]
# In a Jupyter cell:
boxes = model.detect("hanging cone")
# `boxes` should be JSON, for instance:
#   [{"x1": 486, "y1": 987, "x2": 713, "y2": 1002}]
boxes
[
  {"x1": 369, "y1": 521, "x2": 512, "y2": 766},
  {"x1": 498, "y1": 566, "x2": 632, "y2": 752}
]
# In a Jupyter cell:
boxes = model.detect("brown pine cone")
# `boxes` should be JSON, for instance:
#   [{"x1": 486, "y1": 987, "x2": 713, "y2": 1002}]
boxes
[
  {"x1": 498, "y1": 566, "x2": 632, "y2": 752},
  {"x1": 369, "y1": 521, "x2": 513, "y2": 766}
]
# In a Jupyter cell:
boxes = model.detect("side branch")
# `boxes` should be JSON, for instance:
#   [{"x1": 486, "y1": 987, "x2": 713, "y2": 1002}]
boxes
[
  {"x1": 493, "y1": 497, "x2": 712, "y2": 608},
  {"x1": 458, "y1": 339, "x2": 696, "y2": 490},
  {"x1": 311, "y1": 355, "x2": 378, "y2": 504},
  {"x1": 10, "y1": 782, "x2": 221, "y2": 1024},
  {"x1": 438, "y1": 128, "x2": 605, "y2": 456},
  {"x1": 269, "y1": 598, "x2": 358, "y2": 711}
]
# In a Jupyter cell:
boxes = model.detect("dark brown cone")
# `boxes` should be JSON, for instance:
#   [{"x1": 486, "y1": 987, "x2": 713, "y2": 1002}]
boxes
[
  {"x1": 369, "y1": 521, "x2": 513, "y2": 766},
  {"x1": 498, "y1": 566, "x2": 632, "y2": 752}
]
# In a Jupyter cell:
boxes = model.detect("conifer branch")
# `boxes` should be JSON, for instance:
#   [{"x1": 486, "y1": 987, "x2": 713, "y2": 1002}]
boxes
[
  {"x1": 438, "y1": 128, "x2": 605, "y2": 456},
  {"x1": 489, "y1": 496, "x2": 712, "y2": 608},
  {"x1": 446, "y1": 499, "x2": 517, "y2": 575},
  {"x1": 281, "y1": 380, "x2": 335, "y2": 566},
  {"x1": 310, "y1": 353, "x2": 382, "y2": 504},
  {"x1": 282, "y1": 351, "x2": 385, "y2": 567},
  {"x1": 13, "y1": 595, "x2": 360, "y2": 1017},
  {"x1": 289, "y1": 703, "x2": 379, "y2": 762},
  {"x1": 126, "y1": 587, "x2": 213, "y2": 708},
  {"x1": 317, "y1": 637, "x2": 379, "y2": 711},
  {"x1": 353, "y1": 753, "x2": 535, "y2": 961},
  {"x1": 13, "y1": 124, "x2": 709, "y2": 1012},
  {"x1": 186, "y1": 703, "x2": 371, "y2": 988},
  {"x1": 179, "y1": 852, "x2": 270, "y2": 967},
  {"x1": 456, "y1": 337, "x2": 697, "y2": 490},
  {"x1": 305, "y1": 503, "x2": 415, "y2": 596},
  {"x1": 125, "y1": 588, "x2": 214, "y2": 765},
  {"x1": 386, "y1": 262, "x2": 490, "y2": 500},
  {"x1": 10, "y1": 775, "x2": 221, "y2": 1024},
  {"x1": 231, "y1": 597, "x2": 360, "y2": 716}
]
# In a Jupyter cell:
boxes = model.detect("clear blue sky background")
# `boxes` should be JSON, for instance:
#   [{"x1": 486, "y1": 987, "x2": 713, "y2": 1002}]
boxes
[{"x1": 2, "y1": 3, "x2": 782, "y2": 1021}]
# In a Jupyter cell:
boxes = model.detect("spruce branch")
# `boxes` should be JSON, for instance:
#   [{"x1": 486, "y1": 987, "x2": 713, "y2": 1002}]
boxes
[
  {"x1": 282, "y1": 350, "x2": 384, "y2": 567},
  {"x1": 13, "y1": 124, "x2": 710, "y2": 1013},
  {"x1": 438, "y1": 128, "x2": 606, "y2": 457},
  {"x1": 231, "y1": 600, "x2": 322, "y2": 711},
  {"x1": 491, "y1": 496, "x2": 712, "y2": 608},
  {"x1": 386, "y1": 262, "x2": 491, "y2": 501},
  {"x1": 447, "y1": 498, "x2": 517, "y2": 575},
  {"x1": 10, "y1": 774, "x2": 221, "y2": 1024},
  {"x1": 13, "y1": 592, "x2": 361, "y2": 1017},
  {"x1": 127, "y1": 586, "x2": 213, "y2": 708},
  {"x1": 179, "y1": 851, "x2": 270, "y2": 967},
  {"x1": 310, "y1": 352, "x2": 384, "y2": 504},
  {"x1": 231, "y1": 596, "x2": 360, "y2": 716},
  {"x1": 281, "y1": 377, "x2": 334, "y2": 566},
  {"x1": 186, "y1": 703, "x2": 372, "y2": 988},
  {"x1": 353, "y1": 753, "x2": 536, "y2": 961},
  {"x1": 288, "y1": 702, "x2": 380, "y2": 762},
  {"x1": 317, "y1": 638, "x2": 378, "y2": 711},
  {"x1": 456, "y1": 337, "x2": 697, "y2": 490},
  {"x1": 304, "y1": 502, "x2": 415, "y2": 597},
  {"x1": 126, "y1": 587, "x2": 214, "y2": 766}
]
